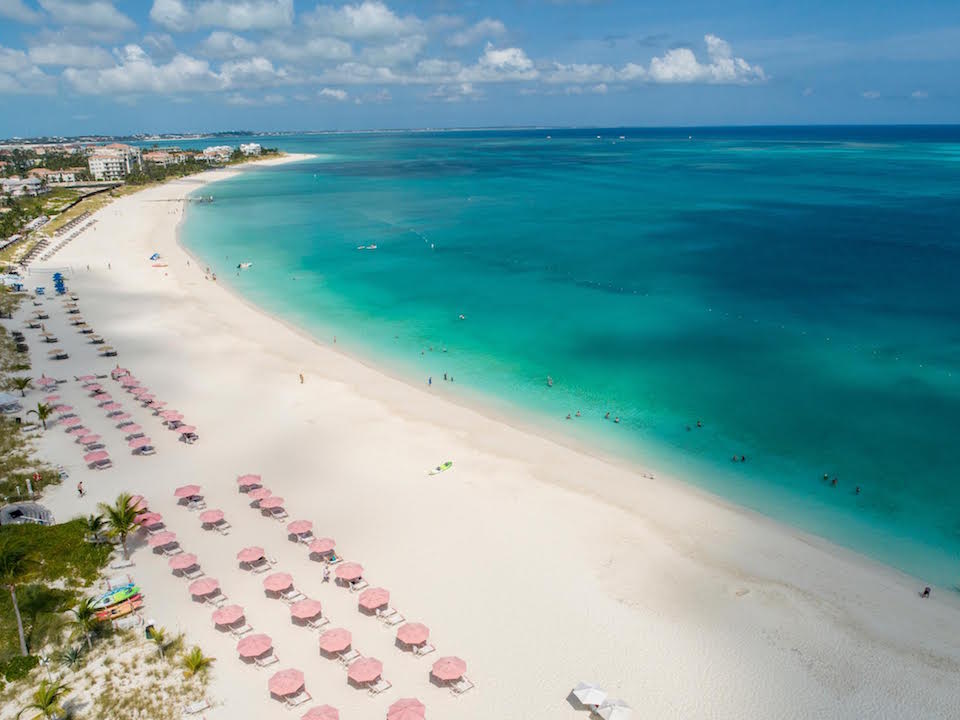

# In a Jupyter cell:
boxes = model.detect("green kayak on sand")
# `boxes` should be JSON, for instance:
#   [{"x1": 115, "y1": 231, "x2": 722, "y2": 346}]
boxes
[{"x1": 429, "y1": 461, "x2": 453, "y2": 476}]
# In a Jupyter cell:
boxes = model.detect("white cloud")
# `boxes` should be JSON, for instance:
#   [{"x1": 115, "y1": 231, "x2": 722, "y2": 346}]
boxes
[
  {"x1": 647, "y1": 35, "x2": 764, "y2": 83},
  {"x1": 39, "y1": 0, "x2": 135, "y2": 30},
  {"x1": 414, "y1": 58, "x2": 461, "y2": 79},
  {"x1": 226, "y1": 91, "x2": 285, "y2": 104},
  {"x1": 151, "y1": 0, "x2": 293, "y2": 32},
  {"x1": 63, "y1": 44, "x2": 223, "y2": 94},
  {"x1": 306, "y1": 1, "x2": 421, "y2": 39},
  {"x1": 318, "y1": 86, "x2": 347, "y2": 100},
  {"x1": 0, "y1": 0, "x2": 42, "y2": 23},
  {"x1": 447, "y1": 18, "x2": 506, "y2": 48},
  {"x1": 317, "y1": 61, "x2": 399, "y2": 84},
  {"x1": 428, "y1": 82, "x2": 482, "y2": 102},
  {"x1": 28, "y1": 42, "x2": 113, "y2": 67},
  {"x1": 459, "y1": 43, "x2": 538, "y2": 82},
  {"x1": 0, "y1": 44, "x2": 56, "y2": 93},
  {"x1": 263, "y1": 36, "x2": 352, "y2": 61},
  {"x1": 353, "y1": 88, "x2": 390, "y2": 104},
  {"x1": 362, "y1": 34, "x2": 426, "y2": 65},
  {"x1": 862, "y1": 90, "x2": 880, "y2": 99},
  {"x1": 201, "y1": 30, "x2": 258, "y2": 58},
  {"x1": 219, "y1": 55, "x2": 293, "y2": 88},
  {"x1": 544, "y1": 62, "x2": 616, "y2": 84},
  {"x1": 143, "y1": 32, "x2": 177, "y2": 60},
  {"x1": 911, "y1": 89, "x2": 928, "y2": 99}
]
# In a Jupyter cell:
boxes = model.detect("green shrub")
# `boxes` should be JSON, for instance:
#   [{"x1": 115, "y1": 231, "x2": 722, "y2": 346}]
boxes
[{"x1": 1, "y1": 654, "x2": 39, "y2": 680}]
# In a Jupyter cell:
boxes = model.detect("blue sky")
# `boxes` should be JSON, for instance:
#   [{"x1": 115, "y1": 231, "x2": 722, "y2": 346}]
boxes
[{"x1": 0, "y1": 0, "x2": 957, "y2": 136}]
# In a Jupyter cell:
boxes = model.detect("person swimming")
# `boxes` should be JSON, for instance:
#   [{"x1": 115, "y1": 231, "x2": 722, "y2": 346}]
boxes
[
  {"x1": 605, "y1": 412, "x2": 610, "y2": 420},
  {"x1": 614, "y1": 417, "x2": 620, "y2": 424}
]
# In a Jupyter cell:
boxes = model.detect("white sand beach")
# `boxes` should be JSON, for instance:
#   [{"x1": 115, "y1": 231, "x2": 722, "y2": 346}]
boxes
[{"x1": 10, "y1": 154, "x2": 960, "y2": 719}]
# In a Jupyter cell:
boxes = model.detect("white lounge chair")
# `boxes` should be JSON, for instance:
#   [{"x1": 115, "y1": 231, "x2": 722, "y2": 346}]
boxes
[
  {"x1": 214, "y1": 521, "x2": 231, "y2": 534},
  {"x1": 229, "y1": 622, "x2": 253, "y2": 638},
  {"x1": 368, "y1": 678, "x2": 392, "y2": 695},
  {"x1": 376, "y1": 607, "x2": 397, "y2": 621},
  {"x1": 206, "y1": 593, "x2": 228, "y2": 607},
  {"x1": 162, "y1": 545, "x2": 183, "y2": 556},
  {"x1": 413, "y1": 643, "x2": 435, "y2": 656},
  {"x1": 450, "y1": 677, "x2": 474, "y2": 695},
  {"x1": 183, "y1": 567, "x2": 205, "y2": 579},
  {"x1": 255, "y1": 653, "x2": 279, "y2": 667},
  {"x1": 188, "y1": 499, "x2": 207, "y2": 510},
  {"x1": 280, "y1": 587, "x2": 305, "y2": 604},
  {"x1": 285, "y1": 690, "x2": 311, "y2": 708},
  {"x1": 182, "y1": 699, "x2": 210, "y2": 716},
  {"x1": 307, "y1": 615, "x2": 330, "y2": 630},
  {"x1": 338, "y1": 649, "x2": 361, "y2": 665},
  {"x1": 350, "y1": 579, "x2": 368, "y2": 592}
]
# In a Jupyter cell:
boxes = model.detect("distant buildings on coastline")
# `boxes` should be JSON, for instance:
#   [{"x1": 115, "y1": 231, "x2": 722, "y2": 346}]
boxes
[
  {"x1": 87, "y1": 143, "x2": 142, "y2": 181},
  {"x1": 0, "y1": 176, "x2": 45, "y2": 197},
  {"x1": 240, "y1": 143, "x2": 262, "y2": 156}
]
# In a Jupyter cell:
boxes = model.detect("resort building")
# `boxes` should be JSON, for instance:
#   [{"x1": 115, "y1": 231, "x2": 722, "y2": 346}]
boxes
[
  {"x1": 240, "y1": 142, "x2": 262, "y2": 156},
  {"x1": 143, "y1": 150, "x2": 187, "y2": 167},
  {"x1": 27, "y1": 168, "x2": 83, "y2": 184},
  {"x1": 200, "y1": 145, "x2": 234, "y2": 162},
  {"x1": 0, "y1": 176, "x2": 46, "y2": 197},
  {"x1": 87, "y1": 143, "x2": 142, "y2": 180}
]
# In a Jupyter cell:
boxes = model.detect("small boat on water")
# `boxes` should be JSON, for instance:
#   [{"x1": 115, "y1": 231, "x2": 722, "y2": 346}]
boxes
[
  {"x1": 356, "y1": 244, "x2": 377, "y2": 250},
  {"x1": 237, "y1": 262, "x2": 253, "y2": 269}
]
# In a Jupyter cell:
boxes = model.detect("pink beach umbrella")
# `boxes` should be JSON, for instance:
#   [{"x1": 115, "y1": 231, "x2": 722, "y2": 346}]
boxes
[
  {"x1": 263, "y1": 572, "x2": 294, "y2": 593},
  {"x1": 347, "y1": 657, "x2": 383, "y2": 684},
  {"x1": 43, "y1": 394, "x2": 60, "y2": 402},
  {"x1": 92, "y1": 393, "x2": 111, "y2": 402},
  {"x1": 237, "y1": 473, "x2": 262, "y2": 489},
  {"x1": 131, "y1": 387, "x2": 150, "y2": 396},
  {"x1": 237, "y1": 546, "x2": 265, "y2": 564},
  {"x1": 259, "y1": 496, "x2": 285, "y2": 510},
  {"x1": 102, "y1": 402, "x2": 123, "y2": 412},
  {"x1": 189, "y1": 577, "x2": 220, "y2": 597},
  {"x1": 85, "y1": 383, "x2": 103, "y2": 392},
  {"x1": 431, "y1": 656, "x2": 467, "y2": 682},
  {"x1": 174, "y1": 484, "x2": 202, "y2": 498},
  {"x1": 77, "y1": 434, "x2": 101, "y2": 445},
  {"x1": 54, "y1": 404, "x2": 73, "y2": 413},
  {"x1": 387, "y1": 699, "x2": 426, "y2": 720},
  {"x1": 289, "y1": 598, "x2": 323, "y2": 621},
  {"x1": 83, "y1": 450, "x2": 109, "y2": 464},
  {"x1": 112, "y1": 413, "x2": 132, "y2": 422},
  {"x1": 176, "y1": 425, "x2": 197, "y2": 435},
  {"x1": 62, "y1": 417, "x2": 81, "y2": 427},
  {"x1": 248, "y1": 487, "x2": 272, "y2": 501},
  {"x1": 318, "y1": 628, "x2": 352, "y2": 654},
  {"x1": 128, "y1": 495, "x2": 147, "y2": 512},
  {"x1": 237, "y1": 633, "x2": 273, "y2": 658},
  {"x1": 135, "y1": 511, "x2": 162, "y2": 526},
  {"x1": 309, "y1": 538, "x2": 336, "y2": 555},
  {"x1": 269, "y1": 669, "x2": 305, "y2": 698},
  {"x1": 129, "y1": 436, "x2": 153, "y2": 449},
  {"x1": 147, "y1": 531, "x2": 177, "y2": 548},
  {"x1": 66, "y1": 426, "x2": 88, "y2": 435},
  {"x1": 147, "y1": 400, "x2": 167, "y2": 409},
  {"x1": 335, "y1": 563, "x2": 363, "y2": 582},
  {"x1": 77, "y1": 374, "x2": 96, "y2": 382},
  {"x1": 199, "y1": 509, "x2": 224, "y2": 525},
  {"x1": 212, "y1": 604, "x2": 245, "y2": 626},
  {"x1": 302, "y1": 706, "x2": 340, "y2": 720},
  {"x1": 168, "y1": 553, "x2": 198, "y2": 570},
  {"x1": 120, "y1": 376, "x2": 139, "y2": 387},
  {"x1": 287, "y1": 520, "x2": 312, "y2": 535},
  {"x1": 123, "y1": 424, "x2": 143, "y2": 435},
  {"x1": 160, "y1": 410, "x2": 183, "y2": 421},
  {"x1": 358, "y1": 587, "x2": 389, "y2": 611},
  {"x1": 111, "y1": 367, "x2": 130, "y2": 378},
  {"x1": 36, "y1": 376, "x2": 57, "y2": 387},
  {"x1": 396, "y1": 623, "x2": 429, "y2": 647},
  {"x1": 138, "y1": 394, "x2": 156, "y2": 403}
]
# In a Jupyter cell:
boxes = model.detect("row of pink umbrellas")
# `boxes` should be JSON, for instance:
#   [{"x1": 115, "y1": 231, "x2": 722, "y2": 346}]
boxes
[{"x1": 58, "y1": 402, "x2": 112, "y2": 467}]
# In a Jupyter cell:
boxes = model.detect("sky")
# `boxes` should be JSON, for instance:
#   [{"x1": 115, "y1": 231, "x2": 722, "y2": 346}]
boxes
[{"x1": 0, "y1": 0, "x2": 958, "y2": 136}]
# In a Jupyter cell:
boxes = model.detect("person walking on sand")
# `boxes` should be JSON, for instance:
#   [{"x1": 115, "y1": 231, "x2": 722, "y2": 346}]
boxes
[
  {"x1": 323, "y1": 566, "x2": 331, "y2": 583},
  {"x1": 76, "y1": 481, "x2": 84, "y2": 498},
  {"x1": 299, "y1": 373, "x2": 304, "y2": 384}
]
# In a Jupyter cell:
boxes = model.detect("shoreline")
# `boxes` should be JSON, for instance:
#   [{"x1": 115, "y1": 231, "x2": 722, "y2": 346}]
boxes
[{"x1": 18, "y1": 153, "x2": 960, "y2": 720}]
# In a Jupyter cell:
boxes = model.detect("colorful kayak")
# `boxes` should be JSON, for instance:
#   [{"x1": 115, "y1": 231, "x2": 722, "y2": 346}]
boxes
[
  {"x1": 95, "y1": 595, "x2": 142, "y2": 621},
  {"x1": 91, "y1": 583, "x2": 140, "y2": 610},
  {"x1": 429, "y1": 461, "x2": 453, "y2": 475}
]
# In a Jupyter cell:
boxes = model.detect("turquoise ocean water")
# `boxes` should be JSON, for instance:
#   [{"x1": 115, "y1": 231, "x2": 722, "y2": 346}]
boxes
[{"x1": 173, "y1": 128, "x2": 960, "y2": 585}]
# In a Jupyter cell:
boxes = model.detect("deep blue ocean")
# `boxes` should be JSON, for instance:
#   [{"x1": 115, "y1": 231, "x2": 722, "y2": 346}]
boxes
[{"x1": 170, "y1": 127, "x2": 960, "y2": 585}]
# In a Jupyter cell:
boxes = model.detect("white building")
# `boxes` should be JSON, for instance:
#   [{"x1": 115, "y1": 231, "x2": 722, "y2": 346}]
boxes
[
  {"x1": 239, "y1": 143, "x2": 261, "y2": 156},
  {"x1": 27, "y1": 168, "x2": 82, "y2": 184},
  {"x1": 87, "y1": 143, "x2": 142, "y2": 180},
  {"x1": 200, "y1": 145, "x2": 234, "y2": 162},
  {"x1": 0, "y1": 177, "x2": 46, "y2": 197}
]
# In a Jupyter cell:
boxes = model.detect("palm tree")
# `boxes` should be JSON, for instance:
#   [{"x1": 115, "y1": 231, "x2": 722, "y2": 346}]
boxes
[
  {"x1": 17, "y1": 679, "x2": 70, "y2": 720},
  {"x1": 58, "y1": 646, "x2": 83, "y2": 670},
  {"x1": 67, "y1": 597, "x2": 100, "y2": 650},
  {"x1": 149, "y1": 625, "x2": 178, "y2": 659},
  {"x1": 82, "y1": 513, "x2": 106, "y2": 543},
  {"x1": 10, "y1": 376, "x2": 32, "y2": 397},
  {"x1": 26, "y1": 402, "x2": 53, "y2": 430},
  {"x1": 180, "y1": 645, "x2": 214, "y2": 678},
  {"x1": 0, "y1": 535, "x2": 34, "y2": 657},
  {"x1": 98, "y1": 493, "x2": 138, "y2": 560}
]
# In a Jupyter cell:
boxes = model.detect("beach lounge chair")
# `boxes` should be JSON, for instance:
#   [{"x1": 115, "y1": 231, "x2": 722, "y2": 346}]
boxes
[
  {"x1": 368, "y1": 678, "x2": 392, "y2": 696},
  {"x1": 188, "y1": 499, "x2": 207, "y2": 510},
  {"x1": 383, "y1": 612, "x2": 405, "y2": 627},
  {"x1": 285, "y1": 689, "x2": 311, "y2": 708},
  {"x1": 280, "y1": 587, "x2": 305, "y2": 604},
  {"x1": 413, "y1": 643, "x2": 435, "y2": 657},
  {"x1": 376, "y1": 607, "x2": 397, "y2": 621},
  {"x1": 326, "y1": 554, "x2": 342, "y2": 565},
  {"x1": 183, "y1": 567, "x2": 205, "y2": 580},
  {"x1": 307, "y1": 615, "x2": 330, "y2": 630},
  {"x1": 255, "y1": 652, "x2": 279, "y2": 668},
  {"x1": 270, "y1": 508, "x2": 288, "y2": 520},
  {"x1": 229, "y1": 622, "x2": 253, "y2": 638},
  {"x1": 214, "y1": 521, "x2": 231, "y2": 535},
  {"x1": 338, "y1": 649, "x2": 361, "y2": 665},
  {"x1": 450, "y1": 677, "x2": 474, "y2": 695},
  {"x1": 350, "y1": 579, "x2": 368, "y2": 593},
  {"x1": 162, "y1": 545, "x2": 183, "y2": 556},
  {"x1": 206, "y1": 593, "x2": 228, "y2": 607},
  {"x1": 109, "y1": 558, "x2": 135, "y2": 570},
  {"x1": 182, "y1": 699, "x2": 210, "y2": 716}
]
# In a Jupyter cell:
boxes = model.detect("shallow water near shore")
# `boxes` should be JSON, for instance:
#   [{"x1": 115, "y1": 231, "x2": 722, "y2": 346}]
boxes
[{"x1": 177, "y1": 127, "x2": 960, "y2": 586}]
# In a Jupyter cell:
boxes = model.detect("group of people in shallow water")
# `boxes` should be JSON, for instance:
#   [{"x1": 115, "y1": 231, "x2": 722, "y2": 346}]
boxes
[
  {"x1": 565, "y1": 410, "x2": 621, "y2": 423},
  {"x1": 823, "y1": 473, "x2": 861, "y2": 495}
]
